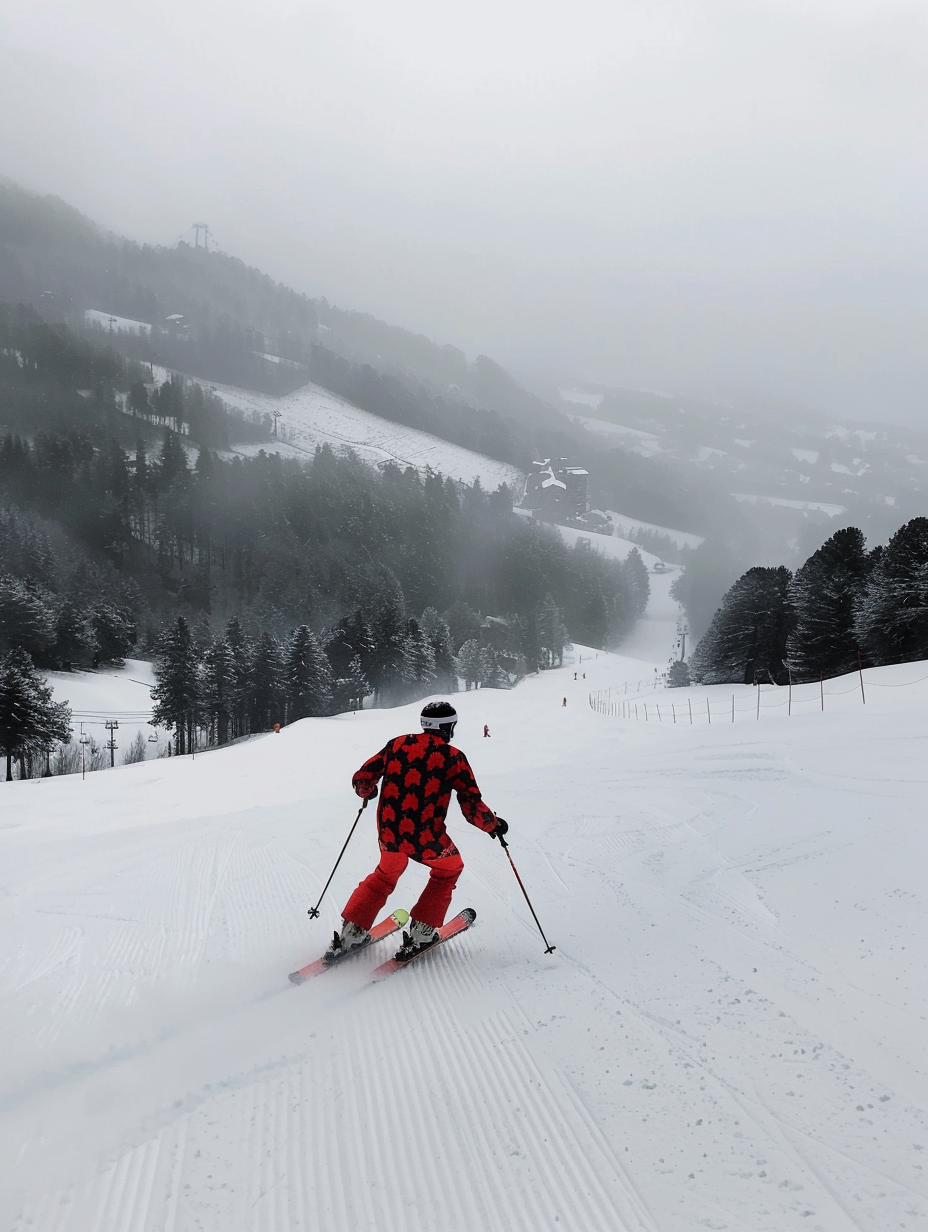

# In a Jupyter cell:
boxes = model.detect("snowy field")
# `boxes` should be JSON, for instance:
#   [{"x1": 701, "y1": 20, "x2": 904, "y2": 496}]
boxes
[
  {"x1": 512, "y1": 508, "x2": 673, "y2": 570},
  {"x1": 45, "y1": 659, "x2": 163, "y2": 753},
  {"x1": 84, "y1": 309, "x2": 151, "y2": 336},
  {"x1": 733, "y1": 493, "x2": 848, "y2": 517},
  {"x1": 158, "y1": 367, "x2": 525, "y2": 491},
  {"x1": 568, "y1": 413, "x2": 664, "y2": 457},
  {"x1": 3, "y1": 578, "x2": 928, "y2": 1230}
]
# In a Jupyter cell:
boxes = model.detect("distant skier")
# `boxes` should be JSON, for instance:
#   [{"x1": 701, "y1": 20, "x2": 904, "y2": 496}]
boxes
[
  {"x1": 327, "y1": 701, "x2": 507, "y2": 962},
  {"x1": 483, "y1": 724, "x2": 490, "y2": 738},
  {"x1": 562, "y1": 697, "x2": 567, "y2": 707}
]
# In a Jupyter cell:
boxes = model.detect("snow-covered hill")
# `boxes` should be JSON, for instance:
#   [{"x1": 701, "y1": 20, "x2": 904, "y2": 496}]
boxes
[
  {"x1": 561, "y1": 385, "x2": 928, "y2": 532},
  {"x1": 45, "y1": 659, "x2": 162, "y2": 751},
  {"x1": 159, "y1": 368, "x2": 525, "y2": 492},
  {"x1": 3, "y1": 622, "x2": 928, "y2": 1229}
]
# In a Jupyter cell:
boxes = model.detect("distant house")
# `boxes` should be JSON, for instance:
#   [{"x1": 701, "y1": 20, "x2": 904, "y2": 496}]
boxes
[{"x1": 524, "y1": 459, "x2": 589, "y2": 520}]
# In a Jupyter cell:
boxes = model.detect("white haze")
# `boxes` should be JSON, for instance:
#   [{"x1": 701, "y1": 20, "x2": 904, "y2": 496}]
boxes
[{"x1": 1, "y1": 0, "x2": 926, "y2": 421}]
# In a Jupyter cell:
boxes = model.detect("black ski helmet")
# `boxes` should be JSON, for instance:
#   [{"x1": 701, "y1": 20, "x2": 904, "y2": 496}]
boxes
[{"x1": 420, "y1": 700, "x2": 458, "y2": 739}]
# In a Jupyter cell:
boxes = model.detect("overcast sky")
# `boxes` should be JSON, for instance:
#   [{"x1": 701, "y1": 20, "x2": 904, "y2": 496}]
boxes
[{"x1": 1, "y1": 0, "x2": 926, "y2": 421}]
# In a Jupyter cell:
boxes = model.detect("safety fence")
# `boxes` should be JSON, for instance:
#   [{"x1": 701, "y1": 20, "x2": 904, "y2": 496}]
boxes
[{"x1": 589, "y1": 665, "x2": 928, "y2": 725}]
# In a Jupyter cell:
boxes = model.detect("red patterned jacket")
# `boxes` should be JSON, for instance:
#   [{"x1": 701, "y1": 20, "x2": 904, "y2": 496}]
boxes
[{"x1": 352, "y1": 732, "x2": 497, "y2": 860}]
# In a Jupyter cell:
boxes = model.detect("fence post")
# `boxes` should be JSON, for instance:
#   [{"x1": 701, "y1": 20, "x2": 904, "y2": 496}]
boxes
[
  {"x1": 706, "y1": 698, "x2": 711, "y2": 725},
  {"x1": 731, "y1": 694, "x2": 735, "y2": 723},
  {"x1": 688, "y1": 698, "x2": 693, "y2": 725},
  {"x1": 857, "y1": 650, "x2": 866, "y2": 704},
  {"x1": 644, "y1": 704, "x2": 648, "y2": 722},
  {"x1": 756, "y1": 685, "x2": 761, "y2": 720},
  {"x1": 656, "y1": 704, "x2": 661, "y2": 722},
  {"x1": 820, "y1": 672, "x2": 824, "y2": 712},
  {"x1": 635, "y1": 703, "x2": 638, "y2": 720},
  {"x1": 672, "y1": 704, "x2": 676, "y2": 724}
]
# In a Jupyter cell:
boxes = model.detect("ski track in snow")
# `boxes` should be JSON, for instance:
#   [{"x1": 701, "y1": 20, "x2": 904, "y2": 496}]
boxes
[{"x1": 4, "y1": 578, "x2": 928, "y2": 1229}]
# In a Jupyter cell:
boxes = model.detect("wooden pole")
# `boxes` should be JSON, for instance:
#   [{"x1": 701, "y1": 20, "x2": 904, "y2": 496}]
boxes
[{"x1": 857, "y1": 650, "x2": 866, "y2": 704}]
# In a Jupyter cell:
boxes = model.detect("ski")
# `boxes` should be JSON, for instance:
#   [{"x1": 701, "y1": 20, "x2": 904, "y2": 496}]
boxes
[
  {"x1": 371, "y1": 907, "x2": 476, "y2": 979},
  {"x1": 288, "y1": 908, "x2": 409, "y2": 984}
]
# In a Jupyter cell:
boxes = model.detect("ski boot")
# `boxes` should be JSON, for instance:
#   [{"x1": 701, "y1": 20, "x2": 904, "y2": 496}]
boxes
[
  {"x1": 394, "y1": 918, "x2": 440, "y2": 963},
  {"x1": 324, "y1": 919, "x2": 371, "y2": 964}
]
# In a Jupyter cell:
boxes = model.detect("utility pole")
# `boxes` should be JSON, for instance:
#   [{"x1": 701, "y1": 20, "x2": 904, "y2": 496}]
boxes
[
  {"x1": 272, "y1": 407, "x2": 281, "y2": 437},
  {"x1": 79, "y1": 725, "x2": 89, "y2": 780},
  {"x1": 104, "y1": 719, "x2": 119, "y2": 768},
  {"x1": 192, "y1": 222, "x2": 210, "y2": 252}
]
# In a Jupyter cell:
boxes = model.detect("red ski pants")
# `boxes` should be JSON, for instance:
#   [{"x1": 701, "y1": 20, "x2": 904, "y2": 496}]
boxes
[{"x1": 342, "y1": 849, "x2": 464, "y2": 930}]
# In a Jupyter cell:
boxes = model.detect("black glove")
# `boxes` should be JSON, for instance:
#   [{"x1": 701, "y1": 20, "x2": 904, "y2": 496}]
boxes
[{"x1": 491, "y1": 816, "x2": 508, "y2": 840}]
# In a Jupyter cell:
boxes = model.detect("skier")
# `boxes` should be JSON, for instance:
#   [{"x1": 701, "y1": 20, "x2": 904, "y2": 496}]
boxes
[
  {"x1": 483, "y1": 723, "x2": 490, "y2": 738},
  {"x1": 327, "y1": 701, "x2": 507, "y2": 962}
]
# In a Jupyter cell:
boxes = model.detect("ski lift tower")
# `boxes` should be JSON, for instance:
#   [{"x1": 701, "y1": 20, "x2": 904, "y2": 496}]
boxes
[{"x1": 104, "y1": 719, "x2": 119, "y2": 768}]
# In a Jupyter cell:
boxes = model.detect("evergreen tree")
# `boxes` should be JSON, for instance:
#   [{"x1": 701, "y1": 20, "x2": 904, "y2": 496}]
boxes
[
  {"x1": 0, "y1": 648, "x2": 72, "y2": 780},
  {"x1": 329, "y1": 654, "x2": 370, "y2": 714},
  {"x1": 478, "y1": 644, "x2": 506, "y2": 688},
  {"x1": 404, "y1": 618, "x2": 437, "y2": 696},
  {"x1": 537, "y1": 595, "x2": 568, "y2": 668},
  {"x1": 622, "y1": 548, "x2": 651, "y2": 619},
  {"x1": 786, "y1": 527, "x2": 871, "y2": 680},
  {"x1": 224, "y1": 617, "x2": 252, "y2": 738},
  {"x1": 691, "y1": 566, "x2": 792, "y2": 685},
  {"x1": 0, "y1": 576, "x2": 56, "y2": 665},
  {"x1": 285, "y1": 625, "x2": 333, "y2": 720},
  {"x1": 152, "y1": 615, "x2": 201, "y2": 754},
  {"x1": 667, "y1": 660, "x2": 692, "y2": 688},
  {"x1": 367, "y1": 577, "x2": 412, "y2": 703},
  {"x1": 455, "y1": 638, "x2": 483, "y2": 690},
  {"x1": 325, "y1": 609, "x2": 374, "y2": 682},
  {"x1": 201, "y1": 636, "x2": 236, "y2": 745},
  {"x1": 247, "y1": 631, "x2": 285, "y2": 731},
  {"x1": 855, "y1": 517, "x2": 928, "y2": 666},
  {"x1": 90, "y1": 602, "x2": 136, "y2": 664},
  {"x1": 420, "y1": 607, "x2": 456, "y2": 691},
  {"x1": 52, "y1": 601, "x2": 96, "y2": 668},
  {"x1": 443, "y1": 600, "x2": 481, "y2": 654}
]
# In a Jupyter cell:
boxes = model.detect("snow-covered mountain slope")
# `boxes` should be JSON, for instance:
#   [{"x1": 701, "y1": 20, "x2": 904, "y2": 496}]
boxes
[
  {"x1": 561, "y1": 386, "x2": 928, "y2": 530},
  {"x1": 3, "y1": 614, "x2": 928, "y2": 1229},
  {"x1": 602, "y1": 512, "x2": 704, "y2": 551},
  {"x1": 161, "y1": 367, "x2": 525, "y2": 491}
]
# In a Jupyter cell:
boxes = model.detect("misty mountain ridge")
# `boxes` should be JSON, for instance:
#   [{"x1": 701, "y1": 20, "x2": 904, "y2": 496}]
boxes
[
  {"x1": 557, "y1": 380, "x2": 928, "y2": 544},
  {"x1": 0, "y1": 178, "x2": 566, "y2": 446},
  {"x1": 3, "y1": 175, "x2": 924, "y2": 576}
]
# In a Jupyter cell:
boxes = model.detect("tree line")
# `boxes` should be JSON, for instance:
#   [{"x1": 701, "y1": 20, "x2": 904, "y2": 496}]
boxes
[
  {"x1": 0, "y1": 304, "x2": 653, "y2": 775},
  {"x1": 686, "y1": 520, "x2": 928, "y2": 685}
]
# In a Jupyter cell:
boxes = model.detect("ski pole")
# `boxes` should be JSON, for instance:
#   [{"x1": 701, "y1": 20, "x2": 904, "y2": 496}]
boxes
[
  {"x1": 307, "y1": 798, "x2": 368, "y2": 918},
  {"x1": 497, "y1": 835, "x2": 557, "y2": 954}
]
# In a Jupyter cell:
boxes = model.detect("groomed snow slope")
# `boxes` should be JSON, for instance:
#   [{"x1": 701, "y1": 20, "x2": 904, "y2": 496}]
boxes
[{"x1": 3, "y1": 605, "x2": 928, "y2": 1229}]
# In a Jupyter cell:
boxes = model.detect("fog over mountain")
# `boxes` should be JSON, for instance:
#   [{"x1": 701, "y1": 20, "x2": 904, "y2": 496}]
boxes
[{"x1": 1, "y1": 0, "x2": 925, "y2": 423}]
